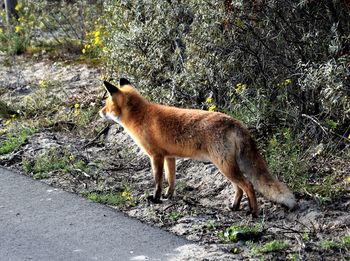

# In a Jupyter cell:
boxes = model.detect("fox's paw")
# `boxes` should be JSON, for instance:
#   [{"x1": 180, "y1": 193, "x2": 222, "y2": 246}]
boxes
[
  {"x1": 229, "y1": 203, "x2": 240, "y2": 211},
  {"x1": 245, "y1": 210, "x2": 259, "y2": 218},
  {"x1": 163, "y1": 187, "x2": 175, "y2": 199},
  {"x1": 147, "y1": 195, "x2": 162, "y2": 204}
]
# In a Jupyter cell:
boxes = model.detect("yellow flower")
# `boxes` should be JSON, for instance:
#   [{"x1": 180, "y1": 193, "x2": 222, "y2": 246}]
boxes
[
  {"x1": 347, "y1": 176, "x2": 350, "y2": 182},
  {"x1": 94, "y1": 30, "x2": 100, "y2": 38},
  {"x1": 15, "y1": 26, "x2": 21, "y2": 33},
  {"x1": 94, "y1": 36, "x2": 101, "y2": 45},
  {"x1": 208, "y1": 104, "x2": 216, "y2": 112},
  {"x1": 18, "y1": 16, "x2": 24, "y2": 23},
  {"x1": 235, "y1": 83, "x2": 247, "y2": 93},
  {"x1": 23, "y1": 96, "x2": 30, "y2": 104},
  {"x1": 285, "y1": 79, "x2": 292, "y2": 85},
  {"x1": 15, "y1": 4, "x2": 22, "y2": 11},
  {"x1": 348, "y1": 134, "x2": 350, "y2": 139},
  {"x1": 0, "y1": 28, "x2": 3, "y2": 34},
  {"x1": 269, "y1": 136, "x2": 277, "y2": 147},
  {"x1": 82, "y1": 48, "x2": 86, "y2": 54},
  {"x1": 74, "y1": 103, "x2": 80, "y2": 115},
  {"x1": 38, "y1": 80, "x2": 48, "y2": 89},
  {"x1": 206, "y1": 97, "x2": 212, "y2": 104},
  {"x1": 69, "y1": 155, "x2": 75, "y2": 161}
]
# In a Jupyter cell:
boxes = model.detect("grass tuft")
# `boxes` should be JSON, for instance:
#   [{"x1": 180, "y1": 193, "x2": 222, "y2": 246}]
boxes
[
  {"x1": 83, "y1": 191, "x2": 137, "y2": 207},
  {"x1": 0, "y1": 128, "x2": 35, "y2": 155},
  {"x1": 219, "y1": 224, "x2": 262, "y2": 243},
  {"x1": 251, "y1": 240, "x2": 289, "y2": 255}
]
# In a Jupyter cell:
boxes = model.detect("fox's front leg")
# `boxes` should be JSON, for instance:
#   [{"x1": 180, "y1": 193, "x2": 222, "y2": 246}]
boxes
[
  {"x1": 148, "y1": 155, "x2": 164, "y2": 203},
  {"x1": 164, "y1": 157, "x2": 175, "y2": 199}
]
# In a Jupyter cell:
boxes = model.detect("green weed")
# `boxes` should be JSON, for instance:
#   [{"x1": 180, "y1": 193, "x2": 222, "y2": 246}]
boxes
[
  {"x1": 317, "y1": 236, "x2": 350, "y2": 251},
  {"x1": 266, "y1": 129, "x2": 305, "y2": 186},
  {"x1": 166, "y1": 211, "x2": 185, "y2": 222},
  {"x1": 302, "y1": 232, "x2": 310, "y2": 242},
  {"x1": 204, "y1": 219, "x2": 216, "y2": 230},
  {"x1": 0, "y1": 28, "x2": 28, "y2": 55},
  {"x1": 265, "y1": 128, "x2": 345, "y2": 201},
  {"x1": 319, "y1": 239, "x2": 338, "y2": 250},
  {"x1": 22, "y1": 84, "x2": 64, "y2": 118},
  {"x1": 72, "y1": 106, "x2": 100, "y2": 131},
  {"x1": 341, "y1": 235, "x2": 350, "y2": 247},
  {"x1": 84, "y1": 190, "x2": 137, "y2": 207},
  {"x1": 0, "y1": 127, "x2": 35, "y2": 155},
  {"x1": 252, "y1": 240, "x2": 289, "y2": 255},
  {"x1": 21, "y1": 148, "x2": 90, "y2": 180},
  {"x1": 218, "y1": 224, "x2": 262, "y2": 243},
  {"x1": 303, "y1": 174, "x2": 344, "y2": 204}
]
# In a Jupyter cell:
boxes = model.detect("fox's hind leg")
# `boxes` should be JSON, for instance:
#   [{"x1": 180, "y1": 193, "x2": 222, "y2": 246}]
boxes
[
  {"x1": 213, "y1": 158, "x2": 258, "y2": 217},
  {"x1": 231, "y1": 184, "x2": 243, "y2": 211},
  {"x1": 228, "y1": 171, "x2": 258, "y2": 217},
  {"x1": 164, "y1": 157, "x2": 176, "y2": 199},
  {"x1": 148, "y1": 155, "x2": 164, "y2": 203}
]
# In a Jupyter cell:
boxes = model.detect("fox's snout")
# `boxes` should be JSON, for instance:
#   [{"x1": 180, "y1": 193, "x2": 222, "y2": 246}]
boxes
[
  {"x1": 99, "y1": 108, "x2": 122, "y2": 125},
  {"x1": 99, "y1": 109, "x2": 106, "y2": 119}
]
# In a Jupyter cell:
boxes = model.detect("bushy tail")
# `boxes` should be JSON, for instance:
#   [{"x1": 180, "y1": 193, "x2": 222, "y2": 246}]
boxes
[{"x1": 237, "y1": 138, "x2": 296, "y2": 209}]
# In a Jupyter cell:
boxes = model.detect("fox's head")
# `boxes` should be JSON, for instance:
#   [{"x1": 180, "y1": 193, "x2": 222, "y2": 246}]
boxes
[{"x1": 99, "y1": 78, "x2": 145, "y2": 125}]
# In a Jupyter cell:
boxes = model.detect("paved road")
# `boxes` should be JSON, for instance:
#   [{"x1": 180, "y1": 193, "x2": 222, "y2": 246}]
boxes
[{"x1": 0, "y1": 167, "x2": 190, "y2": 261}]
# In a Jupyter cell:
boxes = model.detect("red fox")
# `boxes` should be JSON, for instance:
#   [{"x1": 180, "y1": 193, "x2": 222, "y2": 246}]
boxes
[{"x1": 99, "y1": 79, "x2": 296, "y2": 217}]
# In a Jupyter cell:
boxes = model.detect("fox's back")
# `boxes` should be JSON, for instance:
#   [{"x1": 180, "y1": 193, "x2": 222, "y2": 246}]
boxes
[{"x1": 142, "y1": 103, "x2": 247, "y2": 158}]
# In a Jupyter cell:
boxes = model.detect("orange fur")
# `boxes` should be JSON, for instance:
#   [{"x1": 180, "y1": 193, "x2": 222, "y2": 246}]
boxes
[{"x1": 100, "y1": 80, "x2": 296, "y2": 217}]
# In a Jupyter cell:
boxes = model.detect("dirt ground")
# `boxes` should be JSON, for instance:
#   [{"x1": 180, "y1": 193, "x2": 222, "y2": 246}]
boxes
[{"x1": 1, "y1": 54, "x2": 349, "y2": 260}]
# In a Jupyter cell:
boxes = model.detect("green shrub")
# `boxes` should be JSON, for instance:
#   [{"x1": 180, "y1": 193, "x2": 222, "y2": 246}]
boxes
[
  {"x1": 102, "y1": 0, "x2": 350, "y2": 135},
  {"x1": 265, "y1": 129, "x2": 306, "y2": 188},
  {"x1": 0, "y1": 29, "x2": 28, "y2": 55}
]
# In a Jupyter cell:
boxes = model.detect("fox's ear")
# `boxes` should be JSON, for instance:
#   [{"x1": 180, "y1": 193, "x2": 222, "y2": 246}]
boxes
[
  {"x1": 120, "y1": 78, "x2": 131, "y2": 87},
  {"x1": 103, "y1": 81, "x2": 119, "y2": 95}
]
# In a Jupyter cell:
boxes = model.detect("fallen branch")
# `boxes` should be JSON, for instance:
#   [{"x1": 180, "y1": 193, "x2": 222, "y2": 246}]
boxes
[
  {"x1": 83, "y1": 124, "x2": 111, "y2": 148},
  {"x1": 301, "y1": 114, "x2": 350, "y2": 143}
]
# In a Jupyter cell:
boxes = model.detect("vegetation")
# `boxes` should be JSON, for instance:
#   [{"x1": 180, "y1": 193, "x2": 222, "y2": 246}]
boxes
[
  {"x1": 252, "y1": 240, "x2": 289, "y2": 255},
  {"x1": 22, "y1": 148, "x2": 91, "y2": 180},
  {"x1": 166, "y1": 210, "x2": 185, "y2": 222},
  {"x1": 83, "y1": 190, "x2": 137, "y2": 208},
  {"x1": 0, "y1": 0, "x2": 103, "y2": 55},
  {"x1": 0, "y1": 127, "x2": 35, "y2": 155},
  {"x1": 219, "y1": 223, "x2": 262, "y2": 243},
  {"x1": 100, "y1": 0, "x2": 350, "y2": 200},
  {"x1": 102, "y1": 0, "x2": 350, "y2": 133},
  {"x1": 318, "y1": 235, "x2": 350, "y2": 251},
  {"x1": 0, "y1": 1, "x2": 349, "y2": 260}
]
